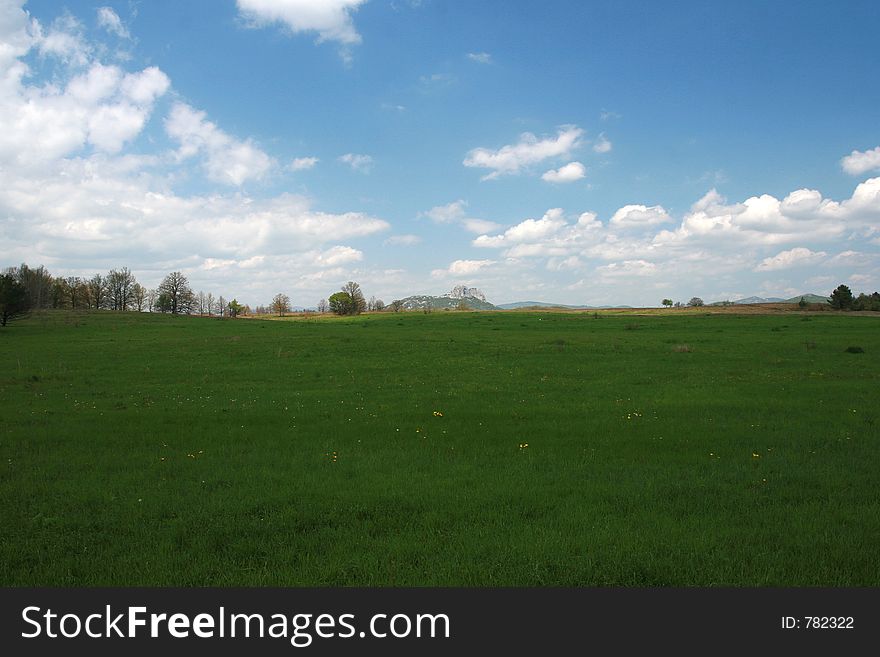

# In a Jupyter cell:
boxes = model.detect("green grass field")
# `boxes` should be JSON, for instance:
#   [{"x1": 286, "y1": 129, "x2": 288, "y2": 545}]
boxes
[{"x1": 1, "y1": 309, "x2": 878, "y2": 586}]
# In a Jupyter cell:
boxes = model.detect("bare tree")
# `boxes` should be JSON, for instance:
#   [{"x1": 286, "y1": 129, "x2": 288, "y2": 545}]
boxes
[
  {"x1": 132, "y1": 283, "x2": 146, "y2": 312},
  {"x1": 88, "y1": 274, "x2": 106, "y2": 309},
  {"x1": 157, "y1": 271, "x2": 195, "y2": 315},
  {"x1": 317, "y1": 298, "x2": 328, "y2": 313},
  {"x1": 146, "y1": 288, "x2": 157, "y2": 312},
  {"x1": 106, "y1": 267, "x2": 137, "y2": 311},
  {"x1": 205, "y1": 292, "x2": 215, "y2": 316},
  {"x1": 10, "y1": 263, "x2": 53, "y2": 309},
  {"x1": 197, "y1": 291, "x2": 207, "y2": 315},
  {"x1": 271, "y1": 293, "x2": 291, "y2": 317},
  {"x1": 374, "y1": 299, "x2": 385, "y2": 311},
  {"x1": 66, "y1": 277, "x2": 85, "y2": 309},
  {"x1": 216, "y1": 296, "x2": 226, "y2": 317}
]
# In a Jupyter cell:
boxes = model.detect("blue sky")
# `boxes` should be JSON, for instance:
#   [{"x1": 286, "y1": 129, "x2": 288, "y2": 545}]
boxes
[{"x1": 2, "y1": 0, "x2": 879, "y2": 306}]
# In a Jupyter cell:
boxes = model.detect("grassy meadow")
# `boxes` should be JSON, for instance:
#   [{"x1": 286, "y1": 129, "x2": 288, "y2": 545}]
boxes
[{"x1": 1, "y1": 309, "x2": 878, "y2": 586}]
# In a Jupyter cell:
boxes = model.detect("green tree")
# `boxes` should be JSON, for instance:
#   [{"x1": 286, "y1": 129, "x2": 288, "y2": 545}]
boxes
[
  {"x1": 227, "y1": 299, "x2": 244, "y2": 317},
  {"x1": 687, "y1": 297, "x2": 704, "y2": 307},
  {"x1": 155, "y1": 292, "x2": 172, "y2": 313},
  {"x1": 0, "y1": 274, "x2": 30, "y2": 326},
  {"x1": 829, "y1": 284, "x2": 854, "y2": 310},
  {"x1": 852, "y1": 292, "x2": 880, "y2": 311},
  {"x1": 329, "y1": 291, "x2": 353, "y2": 315},
  {"x1": 341, "y1": 281, "x2": 366, "y2": 315},
  {"x1": 662, "y1": 298, "x2": 673, "y2": 308},
  {"x1": 798, "y1": 296, "x2": 808, "y2": 309}
]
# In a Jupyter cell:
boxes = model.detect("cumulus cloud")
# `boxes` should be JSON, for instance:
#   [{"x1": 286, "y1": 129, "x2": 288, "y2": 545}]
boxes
[
  {"x1": 34, "y1": 13, "x2": 92, "y2": 66},
  {"x1": 542, "y1": 161, "x2": 586, "y2": 183},
  {"x1": 236, "y1": 0, "x2": 367, "y2": 46},
  {"x1": 289, "y1": 156, "x2": 318, "y2": 170},
  {"x1": 165, "y1": 103, "x2": 274, "y2": 185},
  {"x1": 338, "y1": 152, "x2": 373, "y2": 173},
  {"x1": 0, "y1": 59, "x2": 169, "y2": 164},
  {"x1": 431, "y1": 259, "x2": 495, "y2": 278},
  {"x1": 755, "y1": 247, "x2": 827, "y2": 271},
  {"x1": 609, "y1": 204, "x2": 671, "y2": 228},
  {"x1": 841, "y1": 146, "x2": 880, "y2": 176},
  {"x1": 96, "y1": 7, "x2": 130, "y2": 39},
  {"x1": 422, "y1": 200, "x2": 501, "y2": 234},
  {"x1": 463, "y1": 125, "x2": 584, "y2": 180},
  {"x1": 0, "y1": 1, "x2": 387, "y2": 305},
  {"x1": 313, "y1": 245, "x2": 363, "y2": 266},
  {"x1": 473, "y1": 209, "x2": 600, "y2": 257}
]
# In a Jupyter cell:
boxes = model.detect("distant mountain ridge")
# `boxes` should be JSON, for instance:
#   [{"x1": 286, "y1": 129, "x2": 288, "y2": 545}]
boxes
[
  {"x1": 497, "y1": 294, "x2": 830, "y2": 309},
  {"x1": 711, "y1": 293, "x2": 830, "y2": 306},
  {"x1": 496, "y1": 301, "x2": 631, "y2": 310},
  {"x1": 395, "y1": 285, "x2": 497, "y2": 311},
  {"x1": 391, "y1": 291, "x2": 831, "y2": 312}
]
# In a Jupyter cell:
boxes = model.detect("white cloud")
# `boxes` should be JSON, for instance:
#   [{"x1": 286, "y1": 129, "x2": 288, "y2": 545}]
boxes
[
  {"x1": 34, "y1": 13, "x2": 92, "y2": 66},
  {"x1": 384, "y1": 234, "x2": 422, "y2": 246},
  {"x1": 236, "y1": 0, "x2": 367, "y2": 46},
  {"x1": 165, "y1": 102, "x2": 274, "y2": 185},
  {"x1": 0, "y1": 4, "x2": 388, "y2": 306},
  {"x1": 431, "y1": 259, "x2": 495, "y2": 278},
  {"x1": 313, "y1": 245, "x2": 363, "y2": 266},
  {"x1": 0, "y1": 59, "x2": 169, "y2": 164},
  {"x1": 754, "y1": 247, "x2": 827, "y2": 271},
  {"x1": 841, "y1": 146, "x2": 880, "y2": 176},
  {"x1": 593, "y1": 132, "x2": 612, "y2": 153},
  {"x1": 467, "y1": 52, "x2": 492, "y2": 64},
  {"x1": 473, "y1": 208, "x2": 600, "y2": 256},
  {"x1": 463, "y1": 125, "x2": 584, "y2": 180},
  {"x1": 289, "y1": 156, "x2": 318, "y2": 170},
  {"x1": 609, "y1": 204, "x2": 671, "y2": 228},
  {"x1": 424, "y1": 199, "x2": 467, "y2": 223},
  {"x1": 542, "y1": 161, "x2": 586, "y2": 183},
  {"x1": 422, "y1": 200, "x2": 501, "y2": 234},
  {"x1": 547, "y1": 256, "x2": 582, "y2": 271},
  {"x1": 96, "y1": 7, "x2": 130, "y2": 39},
  {"x1": 463, "y1": 218, "x2": 501, "y2": 234},
  {"x1": 598, "y1": 259, "x2": 657, "y2": 278},
  {"x1": 338, "y1": 152, "x2": 373, "y2": 173}
]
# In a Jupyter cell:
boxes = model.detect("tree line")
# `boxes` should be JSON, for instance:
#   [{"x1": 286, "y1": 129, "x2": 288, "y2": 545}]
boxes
[
  {"x1": 257, "y1": 282, "x2": 402, "y2": 317},
  {"x1": 659, "y1": 285, "x2": 879, "y2": 311},
  {"x1": 0, "y1": 263, "x2": 247, "y2": 326}
]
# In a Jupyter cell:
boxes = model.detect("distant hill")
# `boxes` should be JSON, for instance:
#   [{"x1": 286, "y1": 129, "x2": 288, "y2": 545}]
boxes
[
  {"x1": 394, "y1": 286, "x2": 498, "y2": 311},
  {"x1": 497, "y1": 301, "x2": 633, "y2": 310},
  {"x1": 783, "y1": 294, "x2": 830, "y2": 304},
  {"x1": 711, "y1": 293, "x2": 829, "y2": 306},
  {"x1": 396, "y1": 294, "x2": 498, "y2": 311},
  {"x1": 497, "y1": 301, "x2": 590, "y2": 310}
]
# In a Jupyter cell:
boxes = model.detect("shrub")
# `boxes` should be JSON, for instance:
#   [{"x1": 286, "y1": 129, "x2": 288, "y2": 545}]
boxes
[{"x1": 845, "y1": 346, "x2": 865, "y2": 354}]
